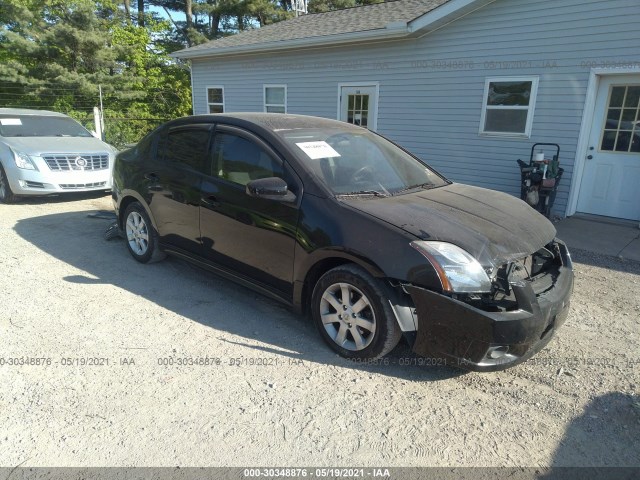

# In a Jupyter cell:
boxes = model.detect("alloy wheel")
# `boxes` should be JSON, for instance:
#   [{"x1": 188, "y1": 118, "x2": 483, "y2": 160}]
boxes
[
  {"x1": 126, "y1": 211, "x2": 150, "y2": 256},
  {"x1": 319, "y1": 282, "x2": 376, "y2": 351}
]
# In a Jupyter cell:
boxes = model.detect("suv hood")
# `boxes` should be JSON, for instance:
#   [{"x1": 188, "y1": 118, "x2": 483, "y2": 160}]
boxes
[
  {"x1": 340, "y1": 183, "x2": 556, "y2": 267},
  {"x1": 1, "y1": 136, "x2": 115, "y2": 155}
]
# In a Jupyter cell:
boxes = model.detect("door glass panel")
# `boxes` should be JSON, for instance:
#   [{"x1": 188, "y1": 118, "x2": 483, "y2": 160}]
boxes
[
  {"x1": 622, "y1": 109, "x2": 636, "y2": 123},
  {"x1": 346, "y1": 94, "x2": 370, "y2": 128},
  {"x1": 212, "y1": 132, "x2": 283, "y2": 186},
  {"x1": 609, "y1": 87, "x2": 625, "y2": 107},
  {"x1": 601, "y1": 131, "x2": 617, "y2": 150},
  {"x1": 165, "y1": 128, "x2": 211, "y2": 173},
  {"x1": 601, "y1": 85, "x2": 640, "y2": 152},
  {"x1": 615, "y1": 132, "x2": 631, "y2": 152},
  {"x1": 606, "y1": 109, "x2": 621, "y2": 129},
  {"x1": 624, "y1": 86, "x2": 640, "y2": 108}
]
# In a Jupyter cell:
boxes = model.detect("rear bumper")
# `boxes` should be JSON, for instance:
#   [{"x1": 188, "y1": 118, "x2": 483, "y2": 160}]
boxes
[{"x1": 407, "y1": 241, "x2": 574, "y2": 372}]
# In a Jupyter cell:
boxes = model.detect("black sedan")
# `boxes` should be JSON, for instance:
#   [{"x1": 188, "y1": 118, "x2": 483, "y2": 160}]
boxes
[{"x1": 112, "y1": 113, "x2": 573, "y2": 371}]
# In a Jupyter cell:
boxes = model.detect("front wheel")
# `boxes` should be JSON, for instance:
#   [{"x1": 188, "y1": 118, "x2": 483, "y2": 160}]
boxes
[
  {"x1": 311, "y1": 264, "x2": 402, "y2": 360},
  {"x1": 0, "y1": 164, "x2": 19, "y2": 204},
  {"x1": 123, "y1": 202, "x2": 165, "y2": 263}
]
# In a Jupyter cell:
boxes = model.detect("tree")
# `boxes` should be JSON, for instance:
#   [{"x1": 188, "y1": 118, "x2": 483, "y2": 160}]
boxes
[
  {"x1": 0, "y1": 0, "x2": 192, "y2": 147},
  {"x1": 308, "y1": 0, "x2": 383, "y2": 14}
]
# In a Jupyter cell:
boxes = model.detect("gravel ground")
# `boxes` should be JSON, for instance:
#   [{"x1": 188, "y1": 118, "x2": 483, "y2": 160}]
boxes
[{"x1": 0, "y1": 194, "x2": 639, "y2": 468}]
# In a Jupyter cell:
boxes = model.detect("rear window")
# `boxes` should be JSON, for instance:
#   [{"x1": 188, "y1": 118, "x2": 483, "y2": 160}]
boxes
[{"x1": 0, "y1": 115, "x2": 93, "y2": 137}]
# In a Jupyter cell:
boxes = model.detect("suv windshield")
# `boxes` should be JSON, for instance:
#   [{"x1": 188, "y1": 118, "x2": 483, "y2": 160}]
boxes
[
  {"x1": 277, "y1": 127, "x2": 448, "y2": 196},
  {"x1": 0, "y1": 115, "x2": 93, "y2": 138}
]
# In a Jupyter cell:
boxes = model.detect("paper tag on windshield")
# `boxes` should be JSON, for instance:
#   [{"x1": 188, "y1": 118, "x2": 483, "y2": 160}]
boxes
[
  {"x1": 295, "y1": 141, "x2": 340, "y2": 159},
  {"x1": 0, "y1": 118, "x2": 22, "y2": 126}
]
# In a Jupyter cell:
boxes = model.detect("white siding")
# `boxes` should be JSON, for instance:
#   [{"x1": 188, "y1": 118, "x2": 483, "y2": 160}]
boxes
[{"x1": 190, "y1": 0, "x2": 640, "y2": 216}]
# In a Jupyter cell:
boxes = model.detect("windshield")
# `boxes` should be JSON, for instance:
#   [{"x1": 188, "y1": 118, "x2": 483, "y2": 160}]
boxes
[
  {"x1": 0, "y1": 115, "x2": 93, "y2": 137},
  {"x1": 277, "y1": 127, "x2": 448, "y2": 196}
]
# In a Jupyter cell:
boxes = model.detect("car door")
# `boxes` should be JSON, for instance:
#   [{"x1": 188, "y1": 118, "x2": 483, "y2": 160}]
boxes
[
  {"x1": 146, "y1": 123, "x2": 213, "y2": 254},
  {"x1": 199, "y1": 125, "x2": 301, "y2": 297}
]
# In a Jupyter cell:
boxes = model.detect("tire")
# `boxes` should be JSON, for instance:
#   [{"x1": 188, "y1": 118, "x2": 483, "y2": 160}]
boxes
[
  {"x1": 0, "y1": 164, "x2": 19, "y2": 204},
  {"x1": 123, "y1": 202, "x2": 165, "y2": 263},
  {"x1": 311, "y1": 264, "x2": 402, "y2": 360}
]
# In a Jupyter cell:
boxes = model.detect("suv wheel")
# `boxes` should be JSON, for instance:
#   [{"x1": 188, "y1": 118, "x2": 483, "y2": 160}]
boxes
[
  {"x1": 123, "y1": 202, "x2": 165, "y2": 263},
  {"x1": 311, "y1": 264, "x2": 402, "y2": 360}
]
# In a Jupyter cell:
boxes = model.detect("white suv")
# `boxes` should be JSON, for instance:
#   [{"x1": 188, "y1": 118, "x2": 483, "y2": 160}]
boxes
[{"x1": 0, "y1": 108, "x2": 118, "y2": 203}]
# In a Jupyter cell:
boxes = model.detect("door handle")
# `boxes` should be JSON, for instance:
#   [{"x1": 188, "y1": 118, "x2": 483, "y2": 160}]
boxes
[
  {"x1": 144, "y1": 172, "x2": 159, "y2": 181},
  {"x1": 202, "y1": 195, "x2": 220, "y2": 208},
  {"x1": 587, "y1": 155, "x2": 593, "y2": 160}
]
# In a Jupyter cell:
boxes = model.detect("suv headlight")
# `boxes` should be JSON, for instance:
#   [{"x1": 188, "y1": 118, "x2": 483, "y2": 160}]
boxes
[
  {"x1": 411, "y1": 241, "x2": 492, "y2": 293},
  {"x1": 13, "y1": 150, "x2": 37, "y2": 170}
]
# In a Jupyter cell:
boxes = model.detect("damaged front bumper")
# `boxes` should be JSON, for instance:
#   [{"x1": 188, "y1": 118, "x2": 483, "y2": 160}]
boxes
[{"x1": 406, "y1": 240, "x2": 574, "y2": 372}]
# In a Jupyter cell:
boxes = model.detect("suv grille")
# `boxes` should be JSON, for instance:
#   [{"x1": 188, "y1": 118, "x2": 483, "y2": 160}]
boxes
[
  {"x1": 43, "y1": 154, "x2": 109, "y2": 171},
  {"x1": 59, "y1": 182, "x2": 107, "y2": 190}
]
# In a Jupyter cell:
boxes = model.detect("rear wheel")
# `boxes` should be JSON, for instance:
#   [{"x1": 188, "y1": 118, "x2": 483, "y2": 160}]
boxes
[
  {"x1": 0, "y1": 164, "x2": 19, "y2": 204},
  {"x1": 123, "y1": 202, "x2": 165, "y2": 263},
  {"x1": 311, "y1": 264, "x2": 402, "y2": 360}
]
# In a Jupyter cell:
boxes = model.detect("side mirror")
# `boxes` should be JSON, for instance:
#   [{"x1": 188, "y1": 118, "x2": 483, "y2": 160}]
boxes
[{"x1": 246, "y1": 177, "x2": 295, "y2": 202}]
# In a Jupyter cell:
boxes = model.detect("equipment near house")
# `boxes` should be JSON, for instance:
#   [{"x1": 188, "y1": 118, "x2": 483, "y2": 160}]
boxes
[{"x1": 517, "y1": 143, "x2": 563, "y2": 218}]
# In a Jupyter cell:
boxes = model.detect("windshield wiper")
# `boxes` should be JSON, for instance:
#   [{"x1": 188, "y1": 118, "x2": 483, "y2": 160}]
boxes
[
  {"x1": 338, "y1": 190, "x2": 388, "y2": 198},
  {"x1": 393, "y1": 183, "x2": 438, "y2": 195}
]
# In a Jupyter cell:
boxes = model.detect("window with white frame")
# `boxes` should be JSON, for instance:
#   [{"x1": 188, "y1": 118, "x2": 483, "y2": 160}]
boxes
[
  {"x1": 207, "y1": 86, "x2": 224, "y2": 113},
  {"x1": 479, "y1": 77, "x2": 539, "y2": 137},
  {"x1": 264, "y1": 85, "x2": 286, "y2": 113}
]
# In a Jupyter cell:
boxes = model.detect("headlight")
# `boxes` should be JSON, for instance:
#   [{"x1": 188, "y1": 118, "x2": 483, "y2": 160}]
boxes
[
  {"x1": 410, "y1": 241, "x2": 492, "y2": 293},
  {"x1": 13, "y1": 150, "x2": 37, "y2": 170}
]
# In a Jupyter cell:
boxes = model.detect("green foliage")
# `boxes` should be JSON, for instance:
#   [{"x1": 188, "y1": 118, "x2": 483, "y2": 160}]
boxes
[
  {"x1": 0, "y1": 0, "x2": 367, "y2": 146},
  {"x1": 308, "y1": 0, "x2": 383, "y2": 14},
  {"x1": 0, "y1": 0, "x2": 191, "y2": 147}
]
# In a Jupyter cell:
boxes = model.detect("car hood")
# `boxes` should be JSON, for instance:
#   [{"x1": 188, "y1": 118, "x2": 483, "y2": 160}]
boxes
[
  {"x1": 340, "y1": 183, "x2": 556, "y2": 267},
  {"x1": 1, "y1": 136, "x2": 115, "y2": 155}
]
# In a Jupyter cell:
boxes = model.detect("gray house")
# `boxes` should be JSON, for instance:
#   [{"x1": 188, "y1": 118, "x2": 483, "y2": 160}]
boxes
[{"x1": 173, "y1": 0, "x2": 640, "y2": 221}]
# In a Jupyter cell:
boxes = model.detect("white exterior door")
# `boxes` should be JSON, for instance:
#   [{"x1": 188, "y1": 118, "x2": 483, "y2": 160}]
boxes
[
  {"x1": 339, "y1": 85, "x2": 378, "y2": 130},
  {"x1": 577, "y1": 75, "x2": 640, "y2": 220}
]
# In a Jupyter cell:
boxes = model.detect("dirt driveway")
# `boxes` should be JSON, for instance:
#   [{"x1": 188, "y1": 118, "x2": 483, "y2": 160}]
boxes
[{"x1": 1, "y1": 194, "x2": 639, "y2": 468}]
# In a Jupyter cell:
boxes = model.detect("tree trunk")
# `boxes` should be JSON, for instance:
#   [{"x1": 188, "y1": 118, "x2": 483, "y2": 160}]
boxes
[
  {"x1": 123, "y1": 0, "x2": 131, "y2": 23},
  {"x1": 185, "y1": 0, "x2": 193, "y2": 29},
  {"x1": 209, "y1": 13, "x2": 220, "y2": 38},
  {"x1": 137, "y1": 0, "x2": 144, "y2": 27}
]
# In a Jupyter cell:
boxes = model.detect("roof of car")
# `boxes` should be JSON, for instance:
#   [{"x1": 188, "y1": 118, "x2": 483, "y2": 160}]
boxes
[
  {"x1": 173, "y1": 0, "x2": 451, "y2": 58},
  {"x1": 180, "y1": 112, "x2": 360, "y2": 132},
  {"x1": 0, "y1": 108, "x2": 68, "y2": 117}
]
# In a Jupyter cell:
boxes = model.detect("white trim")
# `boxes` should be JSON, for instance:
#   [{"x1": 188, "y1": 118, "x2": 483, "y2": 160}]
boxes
[
  {"x1": 566, "y1": 67, "x2": 640, "y2": 216},
  {"x1": 263, "y1": 84, "x2": 287, "y2": 113},
  {"x1": 206, "y1": 85, "x2": 225, "y2": 113},
  {"x1": 337, "y1": 82, "x2": 380, "y2": 131},
  {"x1": 478, "y1": 76, "x2": 539, "y2": 138},
  {"x1": 189, "y1": 60, "x2": 195, "y2": 115},
  {"x1": 409, "y1": 0, "x2": 495, "y2": 34}
]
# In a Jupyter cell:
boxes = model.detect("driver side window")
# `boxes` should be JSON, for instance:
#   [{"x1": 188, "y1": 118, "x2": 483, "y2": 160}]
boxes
[{"x1": 211, "y1": 132, "x2": 283, "y2": 186}]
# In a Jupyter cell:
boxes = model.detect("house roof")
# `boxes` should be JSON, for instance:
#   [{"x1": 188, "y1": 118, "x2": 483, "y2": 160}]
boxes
[{"x1": 173, "y1": 0, "x2": 489, "y2": 59}]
